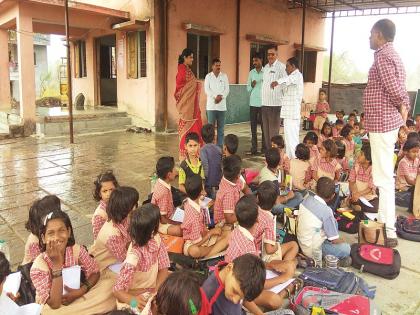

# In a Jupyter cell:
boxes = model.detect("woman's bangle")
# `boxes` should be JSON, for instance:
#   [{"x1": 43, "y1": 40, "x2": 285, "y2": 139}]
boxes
[{"x1": 52, "y1": 269, "x2": 62, "y2": 279}]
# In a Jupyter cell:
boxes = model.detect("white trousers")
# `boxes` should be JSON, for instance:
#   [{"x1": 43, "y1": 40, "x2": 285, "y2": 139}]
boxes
[
  {"x1": 283, "y1": 118, "x2": 300, "y2": 159},
  {"x1": 369, "y1": 128, "x2": 399, "y2": 238}
]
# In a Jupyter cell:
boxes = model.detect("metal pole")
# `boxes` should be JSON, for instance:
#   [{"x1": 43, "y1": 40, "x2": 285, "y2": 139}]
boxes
[
  {"x1": 64, "y1": 0, "x2": 74, "y2": 144},
  {"x1": 300, "y1": 0, "x2": 306, "y2": 76},
  {"x1": 235, "y1": 0, "x2": 241, "y2": 84},
  {"x1": 327, "y1": 9, "x2": 336, "y2": 102}
]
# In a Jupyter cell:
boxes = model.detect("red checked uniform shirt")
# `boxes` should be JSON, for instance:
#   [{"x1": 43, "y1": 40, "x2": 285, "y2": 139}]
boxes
[
  {"x1": 151, "y1": 178, "x2": 174, "y2": 218},
  {"x1": 181, "y1": 198, "x2": 207, "y2": 244},
  {"x1": 363, "y1": 42, "x2": 410, "y2": 133},
  {"x1": 225, "y1": 226, "x2": 258, "y2": 263},
  {"x1": 396, "y1": 157, "x2": 420, "y2": 191},
  {"x1": 214, "y1": 177, "x2": 244, "y2": 224},
  {"x1": 252, "y1": 208, "x2": 276, "y2": 252},
  {"x1": 92, "y1": 200, "x2": 107, "y2": 240}
]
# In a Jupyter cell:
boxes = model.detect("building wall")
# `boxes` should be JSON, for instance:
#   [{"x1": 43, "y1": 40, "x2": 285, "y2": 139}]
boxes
[{"x1": 165, "y1": 0, "x2": 326, "y2": 129}]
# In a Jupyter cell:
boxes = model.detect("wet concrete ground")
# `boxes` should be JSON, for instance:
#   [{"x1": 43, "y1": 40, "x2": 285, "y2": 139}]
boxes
[{"x1": 0, "y1": 123, "x2": 419, "y2": 314}]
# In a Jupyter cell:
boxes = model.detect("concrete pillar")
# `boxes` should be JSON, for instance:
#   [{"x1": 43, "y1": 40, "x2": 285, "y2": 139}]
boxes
[
  {"x1": 16, "y1": 6, "x2": 36, "y2": 125},
  {"x1": 0, "y1": 29, "x2": 11, "y2": 111}
]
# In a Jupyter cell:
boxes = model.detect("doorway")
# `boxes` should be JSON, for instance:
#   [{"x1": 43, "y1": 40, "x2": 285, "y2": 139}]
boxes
[{"x1": 96, "y1": 35, "x2": 117, "y2": 106}]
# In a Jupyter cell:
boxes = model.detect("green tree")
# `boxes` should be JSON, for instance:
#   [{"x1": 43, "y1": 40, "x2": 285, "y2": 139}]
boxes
[{"x1": 323, "y1": 51, "x2": 367, "y2": 84}]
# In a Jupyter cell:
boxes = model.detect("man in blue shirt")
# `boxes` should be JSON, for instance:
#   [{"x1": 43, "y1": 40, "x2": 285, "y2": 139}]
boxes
[{"x1": 246, "y1": 53, "x2": 265, "y2": 155}]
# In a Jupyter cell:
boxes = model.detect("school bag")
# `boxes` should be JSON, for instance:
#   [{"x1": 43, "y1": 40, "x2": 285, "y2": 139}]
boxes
[
  {"x1": 396, "y1": 215, "x2": 420, "y2": 242},
  {"x1": 291, "y1": 286, "x2": 381, "y2": 315},
  {"x1": 180, "y1": 159, "x2": 203, "y2": 181},
  {"x1": 16, "y1": 262, "x2": 36, "y2": 305},
  {"x1": 299, "y1": 267, "x2": 376, "y2": 299},
  {"x1": 350, "y1": 243, "x2": 401, "y2": 280},
  {"x1": 335, "y1": 211, "x2": 367, "y2": 234}
]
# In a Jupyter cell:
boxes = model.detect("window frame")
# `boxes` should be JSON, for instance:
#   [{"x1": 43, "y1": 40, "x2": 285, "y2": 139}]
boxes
[
  {"x1": 187, "y1": 32, "x2": 220, "y2": 80},
  {"x1": 126, "y1": 30, "x2": 147, "y2": 79}
]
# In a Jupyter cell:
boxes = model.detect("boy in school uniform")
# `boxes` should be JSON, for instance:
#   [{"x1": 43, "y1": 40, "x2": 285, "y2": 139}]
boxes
[
  {"x1": 225, "y1": 195, "x2": 297, "y2": 314},
  {"x1": 200, "y1": 124, "x2": 223, "y2": 200},
  {"x1": 181, "y1": 174, "x2": 229, "y2": 258},
  {"x1": 297, "y1": 177, "x2": 352, "y2": 267},
  {"x1": 179, "y1": 132, "x2": 205, "y2": 194},
  {"x1": 396, "y1": 140, "x2": 420, "y2": 209},
  {"x1": 201, "y1": 254, "x2": 266, "y2": 315},
  {"x1": 258, "y1": 148, "x2": 303, "y2": 216},
  {"x1": 151, "y1": 156, "x2": 182, "y2": 236},
  {"x1": 214, "y1": 155, "x2": 245, "y2": 227}
]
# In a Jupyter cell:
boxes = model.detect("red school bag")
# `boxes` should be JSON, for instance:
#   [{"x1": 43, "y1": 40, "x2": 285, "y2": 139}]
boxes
[{"x1": 350, "y1": 243, "x2": 401, "y2": 279}]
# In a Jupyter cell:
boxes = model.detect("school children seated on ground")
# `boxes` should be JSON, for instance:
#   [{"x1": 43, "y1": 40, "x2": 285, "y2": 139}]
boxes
[
  {"x1": 151, "y1": 156, "x2": 182, "y2": 236},
  {"x1": 223, "y1": 134, "x2": 239, "y2": 157},
  {"x1": 181, "y1": 174, "x2": 229, "y2": 258},
  {"x1": 303, "y1": 132, "x2": 319, "y2": 166},
  {"x1": 318, "y1": 122, "x2": 333, "y2": 146},
  {"x1": 90, "y1": 186, "x2": 139, "y2": 272},
  {"x1": 332, "y1": 119, "x2": 344, "y2": 138},
  {"x1": 406, "y1": 119, "x2": 416, "y2": 132},
  {"x1": 91, "y1": 171, "x2": 119, "y2": 241},
  {"x1": 348, "y1": 143, "x2": 379, "y2": 213},
  {"x1": 289, "y1": 144, "x2": 311, "y2": 193},
  {"x1": 201, "y1": 254, "x2": 266, "y2": 315},
  {"x1": 335, "y1": 140, "x2": 350, "y2": 176},
  {"x1": 214, "y1": 155, "x2": 246, "y2": 227},
  {"x1": 225, "y1": 195, "x2": 297, "y2": 314},
  {"x1": 113, "y1": 204, "x2": 169, "y2": 311},
  {"x1": 395, "y1": 140, "x2": 420, "y2": 209},
  {"x1": 312, "y1": 139, "x2": 342, "y2": 183},
  {"x1": 297, "y1": 177, "x2": 352, "y2": 267},
  {"x1": 271, "y1": 135, "x2": 290, "y2": 173},
  {"x1": 347, "y1": 112, "x2": 357, "y2": 127},
  {"x1": 23, "y1": 195, "x2": 61, "y2": 265},
  {"x1": 258, "y1": 148, "x2": 303, "y2": 215},
  {"x1": 30, "y1": 211, "x2": 117, "y2": 314},
  {"x1": 340, "y1": 124, "x2": 355, "y2": 162},
  {"x1": 178, "y1": 132, "x2": 205, "y2": 194},
  {"x1": 200, "y1": 124, "x2": 222, "y2": 199},
  {"x1": 416, "y1": 114, "x2": 420, "y2": 132}
]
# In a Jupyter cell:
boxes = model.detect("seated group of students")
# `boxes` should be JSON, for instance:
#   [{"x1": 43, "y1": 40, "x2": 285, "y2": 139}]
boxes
[{"x1": 1, "y1": 115, "x2": 418, "y2": 315}]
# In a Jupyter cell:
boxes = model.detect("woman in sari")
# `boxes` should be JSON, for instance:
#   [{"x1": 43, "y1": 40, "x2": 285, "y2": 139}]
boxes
[{"x1": 175, "y1": 48, "x2": 203, "y2": 160}]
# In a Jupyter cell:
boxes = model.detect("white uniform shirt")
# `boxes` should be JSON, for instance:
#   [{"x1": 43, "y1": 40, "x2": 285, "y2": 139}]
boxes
[
  {"x1": 261, "y1": 60, "x2": 287, "y2": 107},
  {"x1": 278, "y1": 69, "x2": 304, "y2": 120},
  {"x1": 204, "y1": 72, "x2": 230, "y2": 111}
]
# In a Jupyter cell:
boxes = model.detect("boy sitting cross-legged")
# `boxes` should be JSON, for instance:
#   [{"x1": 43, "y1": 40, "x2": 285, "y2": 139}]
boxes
[
  {"x1": 151, "y1": 156, "x2": 182, "y2": 236},
  {"x1": 225, "y1": 195, "x2": 297, "y2": 314},
  {"x1": 181, "y1": 174, "x2": 229, "y2": 258}
]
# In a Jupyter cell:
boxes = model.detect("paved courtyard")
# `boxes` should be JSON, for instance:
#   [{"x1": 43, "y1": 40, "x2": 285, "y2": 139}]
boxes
[{"x1": 0, "y1": 123, "x2": 419, "y2": 314}]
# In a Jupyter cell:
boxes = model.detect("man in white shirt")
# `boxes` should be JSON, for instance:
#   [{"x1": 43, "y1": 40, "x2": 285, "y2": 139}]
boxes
[
  {"x1": 204, "y1": 58, "x2": 230, "y2": 147},
  {"x1": 261, "y1": 46, "x2": 287, "y2": 150},
  {"x1": 276, "y1": 57, "x2": 304, "y2": 159}
]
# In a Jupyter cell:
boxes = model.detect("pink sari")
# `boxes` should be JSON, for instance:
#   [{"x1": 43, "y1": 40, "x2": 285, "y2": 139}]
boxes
[{"x1": 174, "y1": 64, "x2": 203, "y2": 159}]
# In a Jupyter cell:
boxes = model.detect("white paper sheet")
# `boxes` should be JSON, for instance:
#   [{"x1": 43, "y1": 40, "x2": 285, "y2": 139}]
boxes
[
  {"x1": 359, "y1": 196, "x2": 374, "y2": 208},
  {"x1": 365, "y1": 213, "x2": 378, "y2": 221},
  {"x1": 200, "y1": 197, "x2": 212, "y2": 208},
  {"x1": 0, "y1": 294, "x2": 42, "y2": 315},
  {"x1": 171, "y1": 207, "x2": 185, "y2": 223},
  {"x1": 109, "y1": 263, "x2": 122, "y2": 274},
  {"x1": 3, "y1": 272, "x2": 22, "y2": 296},
  {"x1": 265, "y1": 270, "x2": 295, "y2": 294},
  {"x1": 62, "y1": 265, "x2": 81, "y2": 294}
]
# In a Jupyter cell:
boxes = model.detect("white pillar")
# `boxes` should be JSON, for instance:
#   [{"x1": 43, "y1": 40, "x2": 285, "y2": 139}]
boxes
[{"x1": 0, "y1": 29, "x2": 10, "y2": 111}]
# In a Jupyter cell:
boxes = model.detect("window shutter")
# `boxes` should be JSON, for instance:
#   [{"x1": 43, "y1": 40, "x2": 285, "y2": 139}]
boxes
[
  {"x1": 127, "y1": 32, "x2": 138, "y2": 79},
  {"x1": 139, "y1": 31, "x2": 147, "y2": 77},
  {"x1": 74, "y1": 41, "x2": 80, "y2": 78}
]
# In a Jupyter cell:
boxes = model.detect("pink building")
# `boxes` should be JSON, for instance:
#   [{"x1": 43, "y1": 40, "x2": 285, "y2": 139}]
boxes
[{"x1": 0, "y1": 0, "x2": 326, "y2": 133}]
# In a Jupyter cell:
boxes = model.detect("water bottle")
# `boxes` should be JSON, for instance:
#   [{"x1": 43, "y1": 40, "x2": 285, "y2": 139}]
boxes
[
  {"x1": 130, "y1": 299, "x2": 141, "y2": 315},
  {"x1": 312, "y1": 229, "x2": 322, "y2": 268},
  {"x1": 0, "y1": 239, "x2": 10, "y2": 261}
]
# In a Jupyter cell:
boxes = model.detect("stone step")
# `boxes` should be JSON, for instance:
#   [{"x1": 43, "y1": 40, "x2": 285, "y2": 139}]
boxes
[
  {"x1": 37, "y1": 116, "x2": 132, "y2": 137},
  {"x1": 41, "y1": 110, "x2": 128, "y2": 123}
]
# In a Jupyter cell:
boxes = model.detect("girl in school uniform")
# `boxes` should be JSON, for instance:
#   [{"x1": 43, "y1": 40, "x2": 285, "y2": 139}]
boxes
[
  {"x1": 348, "y1": 143, "x2": 379, "y2": 213},
  {"x1": 318, "y1": 122, "x2": 333, "y2": 147},
  {"x1": 113, "y1": 203, "x2": 170, "y2": 311},
  {"x1": 30, "y1": 211, "x2": 116, "y2": 314},
  {"x1": 303, "y1": 132, "x2": 320, "y2": 167},
  {"x1": 312, "y1": 139, "x2": 342, "y2": 183},
  {"x1": 91, "y1": 186, "x2": 139, "y2": 272},
  {"x1": 91, "y1": 170, "x2": 119, "y2": 240},
  {"x1": 271, "y1": 135, "x2": 290, "y2": 173},
  {"x1": 22, "y1": 195, "x2": 61, "y2": 265},
  {"x1": 340, "y1": 125, "x2": 355, "y2": 164},
  {"x1": 396, "y1": 141, "x2": 420, "y2": 208},
  {"x1": 289, "y1": 144, "x2": 312, "y2": 193}
]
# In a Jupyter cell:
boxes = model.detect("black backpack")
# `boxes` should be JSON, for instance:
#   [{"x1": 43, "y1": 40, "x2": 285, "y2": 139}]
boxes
[
  {"x1": 335, "y1": 211, "x2": 367, "y2": 234},
  {"x1": 350, "y1": 243, "x2": 401, "y2": 280},
  {"x1": 180, "y1": 159, "x2": 203, "y2": 181},
  {"x1": 16, "y1": 263, "x2": 36, "y2": 305},
  {"x1": 299, "y1": 267, "x2": 376, "y2": 299},
  {"x1": 396, "y1": 215, "x2": 420, "y2": 242}
]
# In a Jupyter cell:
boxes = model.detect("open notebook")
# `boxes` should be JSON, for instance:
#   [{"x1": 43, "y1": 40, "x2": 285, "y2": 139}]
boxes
[{"x1": 0, "y1": 294, "x2": 42, "y2": 315}]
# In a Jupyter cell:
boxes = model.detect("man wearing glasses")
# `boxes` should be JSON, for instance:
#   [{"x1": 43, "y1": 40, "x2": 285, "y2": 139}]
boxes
[{"x1": 261, "y1": 46, "x2": 287, "y2": 150}]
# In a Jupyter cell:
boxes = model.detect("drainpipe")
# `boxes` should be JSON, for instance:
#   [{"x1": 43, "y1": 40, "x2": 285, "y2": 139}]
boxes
[
  {"x1": 235, "y1": 0, "x2": 240, "y2": 84},
  {"x1": 300, "y1": 0, "x2": 306, "y2": 77}
]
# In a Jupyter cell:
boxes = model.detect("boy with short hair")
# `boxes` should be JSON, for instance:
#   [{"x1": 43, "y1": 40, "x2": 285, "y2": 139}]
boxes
[
  {"x1": 297, "y1": 177, "x2": 352, "y2": 267},
  {"x1": 223, "y1": 133, "x2": 239, "y2": 157},
  {"x1": 214, "y1": 155, "x2": 244, "y2": 226},
  {"x1": 258, "y1": 148, "x2": 303, "y2": 216},
  {"x1": 181, "y1": 174, "x2": 229, "y2": 258},
  {"x1": 179, "y1": 132, "x2": 205, "y2": 194},
  {"x1": 396, "y1": 140, "x2": 420, "y2": 209},
  {"x1": 151, "y1": 156, "x2": 182, "y2": 236},
  {"x1": 201, "y1": 254, "x2": 266, "y2": 315},
  {"x1": 200, "y1": 124, "x2": 222, "y2": 199},
  {"x1": 226, "y1": 195, "x2": 297, "y2": 314}
]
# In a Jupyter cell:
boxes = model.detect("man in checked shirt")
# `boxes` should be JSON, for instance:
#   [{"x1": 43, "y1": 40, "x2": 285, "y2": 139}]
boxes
[{"x1": 363, "y1": 19, "x2": 410, "y2": 248}]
